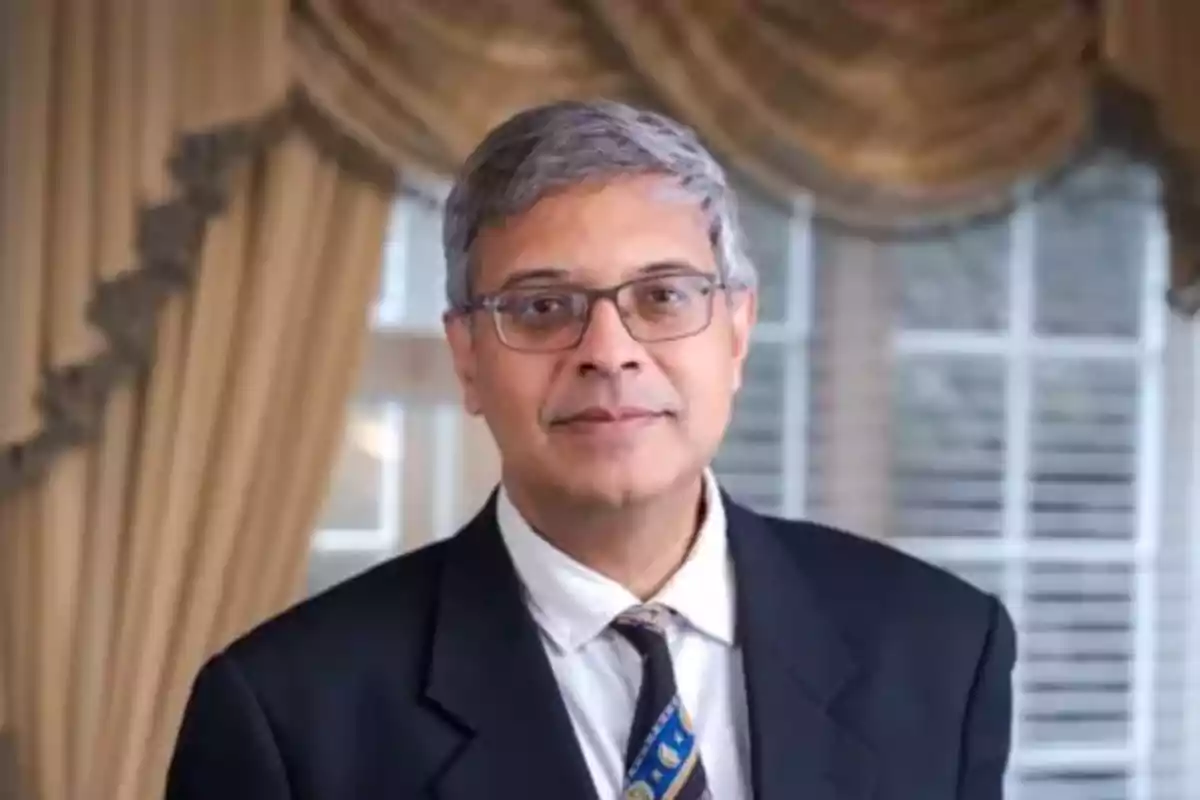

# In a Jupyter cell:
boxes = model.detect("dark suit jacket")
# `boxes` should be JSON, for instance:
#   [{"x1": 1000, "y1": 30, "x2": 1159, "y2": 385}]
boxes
[{"x1": 166, "y1": 494, "x2": 1016, "y2": 799}]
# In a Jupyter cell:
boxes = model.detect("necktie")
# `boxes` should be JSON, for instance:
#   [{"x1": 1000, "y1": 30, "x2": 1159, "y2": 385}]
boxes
[{"x1": 611, "y1": 605, "x2": 711, "y2": 800}]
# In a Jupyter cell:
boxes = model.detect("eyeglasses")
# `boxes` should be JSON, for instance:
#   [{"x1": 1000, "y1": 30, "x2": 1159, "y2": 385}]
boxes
[{"x1": 455, "y1": 272, "x2": 736, "y2": 353}]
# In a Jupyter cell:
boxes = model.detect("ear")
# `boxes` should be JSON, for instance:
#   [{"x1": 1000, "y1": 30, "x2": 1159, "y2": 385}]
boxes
[
  {"x1": 728, "y1": 289, "x2": 757, "y2": 394},
  {"x1": 443, "y1": 312, "x2": 484, "y2": 416}
]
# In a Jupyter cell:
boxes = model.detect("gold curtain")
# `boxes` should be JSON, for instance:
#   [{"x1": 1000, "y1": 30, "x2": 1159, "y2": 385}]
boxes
[
  {"x1": 87, "y1": 137, "x2": 390, "y2": 800},
  {"x1": 584, "y1": 0, "x2": 1094, "y2": 223},
  {"x1": 1103, "y1": 0, "x2": 1200, "y2": 313},
  {"x1": 290, "y1": 0, "x2": 1200, "y2": 311},
  {"x1": 0, "y1": 1, "x2": 395, "y2": 799},
  {"x1": 290, "y1": 0, "x2": 639, "y2": 177},
  {"x1": 294, "y1": 0, "x2": 1094, "y2": 225}
]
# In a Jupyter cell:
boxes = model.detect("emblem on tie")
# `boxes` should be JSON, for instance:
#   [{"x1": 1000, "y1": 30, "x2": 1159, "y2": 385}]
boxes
[
  {"x1": 657, "y1": 742, "x2": 681, "y2": 769},
  {"x1": 625, "y1": 781, "x2": 654, "y2": 800}
]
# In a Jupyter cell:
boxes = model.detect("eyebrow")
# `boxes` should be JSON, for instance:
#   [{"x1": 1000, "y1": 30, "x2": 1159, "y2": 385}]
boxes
[{"x1": 494, "y1": 260, "x2": 710, "y2": 291}]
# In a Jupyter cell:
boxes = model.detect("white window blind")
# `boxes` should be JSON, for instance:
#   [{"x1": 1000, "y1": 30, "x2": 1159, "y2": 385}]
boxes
[{"x1": 309, "y1": 156, "x2": 1199, "y2": 798}]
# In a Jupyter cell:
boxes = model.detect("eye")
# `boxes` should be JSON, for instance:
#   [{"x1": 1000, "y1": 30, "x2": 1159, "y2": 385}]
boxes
[
  {"x1": 526, "y1": 294, "x2": 568, "y2": 315},
  {"x1": 646, "y1": 285, "x2": 685, "y2": 305},
  {"x1": 634, "y1": 276, "x2": 705, "y2": 311},
  {"x1": 501, "y1": 290, "x2": 578, "y2": 327},
  {"x1": 535, "y1": 296, "x2": 571, "y2": 314}
]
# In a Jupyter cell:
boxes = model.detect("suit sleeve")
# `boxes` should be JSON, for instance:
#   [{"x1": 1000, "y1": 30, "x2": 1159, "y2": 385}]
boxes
[
  {"x1": 957, "y1": 595, "x2": 1018, "y2": 800},
  {"x1": 165, "y1": 652, "x2": 292, "y2": 800}
]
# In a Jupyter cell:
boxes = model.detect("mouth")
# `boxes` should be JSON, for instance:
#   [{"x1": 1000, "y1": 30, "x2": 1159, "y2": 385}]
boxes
[{"x1": 551, "y1": 407, "x2": 671, "y2": 430}]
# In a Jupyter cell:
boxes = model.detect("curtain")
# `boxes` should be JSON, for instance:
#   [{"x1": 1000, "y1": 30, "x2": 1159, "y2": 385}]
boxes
[
  {"x1": 584, "y1": 0, "x2": 1093, "y2": 224},
  {"x1": 293, "y1": 0, "x2": 1094, "y2": 226},
  {"x1": 1103, "y1": 0, "x2": 1200, "y2": 314},
  {"x1": 0, "y1": 1, "x2": 396, "y2": 799},
  {"x1": 88, "y1": 136, "x2": 390, "y2": 800},
  {"x1": 289, "y1": 0, "x2": 1200, "y2": 311}
]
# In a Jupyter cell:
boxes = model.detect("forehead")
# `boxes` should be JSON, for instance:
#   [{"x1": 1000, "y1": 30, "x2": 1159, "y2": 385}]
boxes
[{"x1": 471, "y1": 175, "x2": 717, "y2": 290}]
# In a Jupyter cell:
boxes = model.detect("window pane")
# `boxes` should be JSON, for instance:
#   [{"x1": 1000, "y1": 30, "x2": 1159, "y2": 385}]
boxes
[
  {"x1": 890, "y1": 356, "x2": 1007, "y2": 538},
  {"x1": 377, "y1": 204, "x2": 412, "y2": 324},
  {"x1": 376, "y1": 237, "x2": 408, "y2": 320},
  {"x1": 315, "y1": 402, "x2": 398, "y2": 532},
  {"x1": 1030, "y1": 360, "x2": 1138, "y2": 541},
  {"x1": 713, "y1": 343, "x2": 786, "y2": 514},
  {"x1": 402, "y1": 196, "x2": 449, "y2": 327},
  {"x1": 376, "y1": 195, "x2": 449, "y2": 330},
  {"x1": 1021, "y1": 561, "x2": 1134, "y2": 746},
  {"x1": 890, "y1": 218, "x2": 1010, "y2": 331},
  {"x1": 734, "y1": 183, "x2": 792, "y2": 325},
  {"x1": 1033, "y1": 158, "x2": 1155, "y2": 338}
]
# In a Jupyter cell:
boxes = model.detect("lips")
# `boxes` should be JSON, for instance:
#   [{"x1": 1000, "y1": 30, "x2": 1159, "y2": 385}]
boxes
[{"x1": 555, "y1": 407, "x2": 665, "y2": 425}]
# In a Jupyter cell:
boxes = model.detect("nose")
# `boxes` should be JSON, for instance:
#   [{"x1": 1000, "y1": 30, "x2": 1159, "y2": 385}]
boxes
[{"x1": 571, "y1": 297, "x2": 643, "y2": 377}]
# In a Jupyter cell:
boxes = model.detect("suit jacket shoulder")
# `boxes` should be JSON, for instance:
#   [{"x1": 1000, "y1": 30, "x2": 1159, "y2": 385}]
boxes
[
  {"x1": 171, "y1": 506, "x2": 611, "y2": 800},
  {"x1": 735, "y1": 507, "x2": 1015, "y2": 734},
  {"x1": 222, "y1": 538, "x2": 451, "y2": 691},
  {"x1": 764, "y1": 513, "x2": 1003, "y2": 632}
]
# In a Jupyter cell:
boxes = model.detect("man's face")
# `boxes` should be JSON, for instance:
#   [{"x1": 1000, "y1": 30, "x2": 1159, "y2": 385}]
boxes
[{"x1": 445, "y1": 175, "x2": 756, "y2": 508}]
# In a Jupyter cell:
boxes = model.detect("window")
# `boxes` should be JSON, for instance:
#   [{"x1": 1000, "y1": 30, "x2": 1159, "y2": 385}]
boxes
[
  {"x1": 309, "y1": 155, "x2": 1199, "y2": 799},
  {"x1": 865, "y1": 160, "x2": 1180, "y2": 800},
  {"x1": 307, "y1": 188, "x2": 499, "y2": 595}
]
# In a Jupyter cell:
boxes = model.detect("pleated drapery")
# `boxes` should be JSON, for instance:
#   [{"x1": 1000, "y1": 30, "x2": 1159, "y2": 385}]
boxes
[
  {"x1": 291, "y1": 0, "x2": 1200, "y2": 311},
  {"x1": 0, "y1": 1, "x2": 395, "y2": 799}
]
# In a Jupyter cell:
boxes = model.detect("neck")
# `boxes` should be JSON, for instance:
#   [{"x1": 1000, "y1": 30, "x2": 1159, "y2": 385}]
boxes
[{"x1": 503, "y1": 473, "x2": 707, "y2": 600}]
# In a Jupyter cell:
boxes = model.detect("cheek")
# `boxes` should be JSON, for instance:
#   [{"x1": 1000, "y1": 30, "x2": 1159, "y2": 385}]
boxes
[
  {"x1": 474, "y1": 353, "x2": 554, "y2": 438},
  {"x1": 693, "y1": 371, "x2": 736, "y2": 431},
  {"x1": 664, "y1": 358, "x2": 736, "y2": 436}
]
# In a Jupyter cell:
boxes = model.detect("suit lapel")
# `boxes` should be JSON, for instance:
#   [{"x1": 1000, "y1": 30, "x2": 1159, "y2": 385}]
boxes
[
  {"x1": 725, "y1": 498, "x2": 878, "y2": 800},
  {"x1": 423, "y1": 499, "x2": 599, "y2": 800}
]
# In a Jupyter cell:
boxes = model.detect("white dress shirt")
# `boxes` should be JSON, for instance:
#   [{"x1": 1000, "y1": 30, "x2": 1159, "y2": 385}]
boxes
[{"x1": 496, "y1": 471, "x2": 752, "y2": 799}]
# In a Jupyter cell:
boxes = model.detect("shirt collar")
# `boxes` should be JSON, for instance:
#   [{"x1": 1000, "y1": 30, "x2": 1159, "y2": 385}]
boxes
[{"x1": 496, "y1": 470, "x2": 736, "y2": 653}]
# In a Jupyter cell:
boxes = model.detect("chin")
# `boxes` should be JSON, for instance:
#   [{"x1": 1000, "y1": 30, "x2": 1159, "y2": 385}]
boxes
[{"x1": 547, "y1": 457, "x2": 688, "y2": 509}]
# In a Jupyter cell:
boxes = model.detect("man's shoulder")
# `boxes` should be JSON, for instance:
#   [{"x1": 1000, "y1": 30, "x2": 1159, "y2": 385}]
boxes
[
  {"x1": 768, "y1": 514, "x2": 988, "y2": 597},
  {"x1": 219, "y1": 537, "x2": 453, "y2": 681},
  {"x1": 750, "y1": 510, "x2": 1005, "y2": 641}
]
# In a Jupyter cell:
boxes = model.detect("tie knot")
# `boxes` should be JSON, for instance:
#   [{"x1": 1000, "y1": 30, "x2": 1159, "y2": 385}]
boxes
[
  {"x1": 611, "y1": 604, "x2": 673, "y2": 656},
  {"x1": 614, "y1": 603, "x2": 672, "y2": 632}
]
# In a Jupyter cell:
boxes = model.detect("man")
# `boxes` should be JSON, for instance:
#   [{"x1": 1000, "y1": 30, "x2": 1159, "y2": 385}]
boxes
[{"x1": 167, "y1": 100, "x2": 1015, "y2": 799}]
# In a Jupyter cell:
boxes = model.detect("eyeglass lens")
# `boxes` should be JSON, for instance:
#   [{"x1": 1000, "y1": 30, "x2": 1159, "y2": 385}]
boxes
[{"x1": 492, "y1": 273, "x2": 717, "y2": 352}]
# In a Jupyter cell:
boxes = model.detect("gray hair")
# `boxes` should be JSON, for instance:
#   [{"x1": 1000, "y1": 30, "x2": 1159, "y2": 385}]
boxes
[{"x1": 442, "y1": 99, "x2": 757, "y2": 309}]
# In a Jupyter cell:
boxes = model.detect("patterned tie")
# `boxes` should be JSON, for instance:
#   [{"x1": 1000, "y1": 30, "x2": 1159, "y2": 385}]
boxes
[{"x1": 611, "y1": 605, "x2": 711, "y2": 800}]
